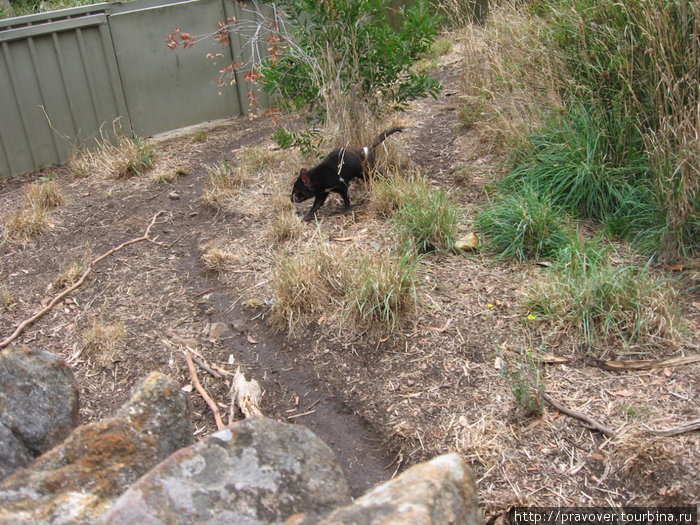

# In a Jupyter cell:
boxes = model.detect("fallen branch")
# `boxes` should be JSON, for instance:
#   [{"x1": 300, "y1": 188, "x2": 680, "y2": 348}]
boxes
[
  {"x1": 542, "y1": 391, "x2": 617, "y2": 438},
  {"x1": 1, "y1": 212, "x2": 166, "y2": 350},
  {"x1": 231, "y1": 367, "x2": 262, "y2": 419},
  {"x1": 588, "y1": 355, "x2": 700, "y2": 372},
  {"x1": 184, "y1": 350, "x2": 225, "y2": 430},
  {"x1": 646, "y1": 419, "x2": 700, "y2": 437},
  {"x1": 184, "y1": 346, "x2": 221, "y2": 379}
]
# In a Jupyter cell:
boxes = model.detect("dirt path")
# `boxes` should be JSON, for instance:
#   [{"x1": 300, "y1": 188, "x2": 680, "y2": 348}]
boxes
[{"x1": 0, "y1": 116, "x2": 394, "y2": 496}]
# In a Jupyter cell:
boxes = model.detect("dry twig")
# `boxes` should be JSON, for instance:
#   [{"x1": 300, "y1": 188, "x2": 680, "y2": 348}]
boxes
[
  {"x1": 646, "y1": 419, "x2": 700, "y2": 437},
  {"x1": 542, "y1": 392, "x2": 617, "y2": 438},
  {"x1": 1, "y1": 212, "x2": 166, "y2": 350},
  {"x1": 590, "y1": 355, "x2": 700, "y2": 371},
  {"x1": 184, "y1": 349, "x2": 226, "y2": 430}
]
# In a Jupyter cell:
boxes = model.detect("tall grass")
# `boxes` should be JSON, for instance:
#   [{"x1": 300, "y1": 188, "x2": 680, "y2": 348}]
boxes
[
  {"x1": 537, "y1": 0, "x2": 700, "y2": 260},
  {"x1": 458, "y1": 1, "x2": 564, "y2": 145}
]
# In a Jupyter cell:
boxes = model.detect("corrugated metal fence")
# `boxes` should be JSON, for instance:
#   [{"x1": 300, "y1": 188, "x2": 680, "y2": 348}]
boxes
[{"x1": 0, "y1": 0, "x2": 270, "y2": 177}]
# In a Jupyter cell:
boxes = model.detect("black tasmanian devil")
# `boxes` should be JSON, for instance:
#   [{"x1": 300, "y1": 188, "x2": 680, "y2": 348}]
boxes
[{"x1": 291, "y1": 127, "x2": 404, "y2": 221}]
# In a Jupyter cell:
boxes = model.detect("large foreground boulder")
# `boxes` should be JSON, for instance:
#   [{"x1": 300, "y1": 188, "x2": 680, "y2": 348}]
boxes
[
  {"x1": 288, "y1": 453, "x2": 482, "y2": 525},
  {"x1": 0, "y1": 347, "x2": 80, "y2": 480},
  {"x1": 0, "y1": 371, "x2": 192, "y2": 525},
  {"x1": 103, "y1": 415, "x2": 353, "y2": 524}
]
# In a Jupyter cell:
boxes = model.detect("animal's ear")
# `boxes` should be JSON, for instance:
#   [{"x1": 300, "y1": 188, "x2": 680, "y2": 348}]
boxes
[{"x1": 300, "y1": 169, "x2": 311, "y2": 187}]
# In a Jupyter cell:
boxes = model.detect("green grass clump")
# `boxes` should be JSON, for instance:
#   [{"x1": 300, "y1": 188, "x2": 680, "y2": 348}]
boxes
[
  {"x1": 501, "y1": 101, "x2": 649, "y2": 222},
  {"x1": 349, "y1": 249, "x2": 418, "y2": 332},
  {"x1": 372, "y1": 174, "x2": 460, "y2": 253},
  {"x1": 527, "y1": 257, "x2": 685, "y2": 356},
  {"x1": 475, "y1": 187, "x2": 570, "y2": 262}
]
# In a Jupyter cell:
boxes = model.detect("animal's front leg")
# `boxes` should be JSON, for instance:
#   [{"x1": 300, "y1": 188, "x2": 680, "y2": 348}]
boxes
[{"x1": 303, "y1": 192, "x2": 329, "y2": 221}]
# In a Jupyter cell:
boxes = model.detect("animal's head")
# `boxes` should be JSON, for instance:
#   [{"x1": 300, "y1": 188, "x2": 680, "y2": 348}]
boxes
[{"x1": 291, "y1": 168, "x2": 314, "y2": 203}]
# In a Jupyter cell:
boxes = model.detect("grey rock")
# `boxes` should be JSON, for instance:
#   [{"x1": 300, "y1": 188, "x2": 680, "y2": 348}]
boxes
[
  {"x1": 104, "y1": 415, "x2": 352, "y2": 525},
  {"x1": 207, "y1": 321, "x2": 230, "y2": 340},
  {"x1": 0, "y1": 346, "x2": 79, "y2": 479},
  {"x1": 303, "y1": 453, "x2": 483, "y2": 525},
  {"x1": 0, "y1": 371, "x2": 192, "y2": 525}
]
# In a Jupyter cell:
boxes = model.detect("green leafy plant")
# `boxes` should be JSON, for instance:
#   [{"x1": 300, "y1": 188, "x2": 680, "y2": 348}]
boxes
[
  {"x1": 499, "y1": 348, "x2": 545, "y2": 417},
  {"x1": 270, "y1": 127, "x2": 322, "y2": 156},
  {"x1": 260, "y1": 0, "x2": 441, "y2": 125}
]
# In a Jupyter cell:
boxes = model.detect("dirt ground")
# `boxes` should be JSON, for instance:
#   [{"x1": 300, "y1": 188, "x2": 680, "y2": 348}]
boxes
[{"x1": 1, "y1": 44, "x2": 699, "y2": 516}]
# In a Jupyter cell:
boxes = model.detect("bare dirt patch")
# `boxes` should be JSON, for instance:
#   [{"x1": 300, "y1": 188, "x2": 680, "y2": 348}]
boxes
[{"x1": 2, "y1": 45, "x2": 698, "y2": 515}]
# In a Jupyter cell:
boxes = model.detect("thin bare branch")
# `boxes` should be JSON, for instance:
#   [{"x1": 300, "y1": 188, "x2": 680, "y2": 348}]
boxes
[{"x1": 1, "y1": 212, "x2": 166, "y2": 350}]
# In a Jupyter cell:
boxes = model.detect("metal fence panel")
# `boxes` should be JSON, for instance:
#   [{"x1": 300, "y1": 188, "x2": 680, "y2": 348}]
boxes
[
  {"x1": 107, "y1": 0, "x2": 242, "y2": 137},
  {"x1": 0, "y1": 13, "x2": 129, "y2": 177}
]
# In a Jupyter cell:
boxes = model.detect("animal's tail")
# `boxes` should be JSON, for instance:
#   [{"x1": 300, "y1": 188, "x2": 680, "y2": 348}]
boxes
[{"x1": 370, "y1": 127, "x2": 404, "y2": 151}]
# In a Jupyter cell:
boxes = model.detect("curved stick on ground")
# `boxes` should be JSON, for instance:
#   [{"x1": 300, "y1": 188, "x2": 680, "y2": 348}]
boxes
[
  {"x1": 0, "y1": 211, "x2": 166, "y2": 350},
  {"x1": 542, "y1": 391, "x2": 617, "y2": 438},
  {"x1": 184, "y1": 349, "x2": 226, "y2": 431},
  {"x1": 646, "y1": 419, "x2": 700, "y2": 437}
]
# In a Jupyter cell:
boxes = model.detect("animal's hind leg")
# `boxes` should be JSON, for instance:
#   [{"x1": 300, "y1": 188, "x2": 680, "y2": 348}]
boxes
[{"x1": 335, "y1": 186, "x2": 351, "y2": 213}]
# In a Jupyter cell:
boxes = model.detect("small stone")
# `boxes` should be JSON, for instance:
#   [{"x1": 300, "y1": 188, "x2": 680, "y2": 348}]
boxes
[{"x1": 208, "y1": 322, "x2": 230, "y2": 340}]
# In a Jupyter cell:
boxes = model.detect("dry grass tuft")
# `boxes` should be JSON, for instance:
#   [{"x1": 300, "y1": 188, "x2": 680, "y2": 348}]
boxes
[
  {"x1": 201, "y1": 243, "x2": 242, "y2": 273},
  {"x1": 263, "y1": 211, "x2": 304, "y2": 246},
  {"x1": 200, "y1": 161, "x2": 246, "y2": 211},
  {"x1": 2, "y1": 179, "x2": 64, "y2": 244},
  {"x1": 81, "y1": 316, "x2": 126, "y2": 368},
  {"x1": 26, "y1": 179, "x2": 64, "y2": 210},
  {"x1": 199, "y1": 144, "x2": 279, "y2": 213},
  {"x1": 270, "y1": 235, "x2": 417, "y2": 335},
  {"x1": 457, "y1": 2, "x2": 563, "y2": 144},
  {"x1": 53, "y1": 259, "x2": 89, "y2": 289},
  {"x1": 270, "y1": 241, "x2": 346, "y2": 334},
  {"x1": 71, "y1": 132, "x2": 155, "y2": 179},
  {"x1": 3, "y1": 207, "x2": 50, "y2": 243},
  {"x1": 0, "y1": 284, "x2": 15, "y2": 310},
  {"x1": 263, "y1": 191, "x2": 303, "y2": 245}
]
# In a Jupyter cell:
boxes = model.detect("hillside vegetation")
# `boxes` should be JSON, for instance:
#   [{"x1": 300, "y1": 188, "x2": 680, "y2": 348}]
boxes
[{"x1": 1, "y1": 0, "x2": 698, "y2": 517}]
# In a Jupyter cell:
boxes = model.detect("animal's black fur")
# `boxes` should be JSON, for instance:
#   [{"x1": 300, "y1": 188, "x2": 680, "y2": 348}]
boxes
[{"x1": 291, "y1": 127, "x2": 403, "y2": 221}]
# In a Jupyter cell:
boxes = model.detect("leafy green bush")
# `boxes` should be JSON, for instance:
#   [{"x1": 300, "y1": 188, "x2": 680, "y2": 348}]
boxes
[
  {"x1": 261, "y1": 0, "x2": 441, "y2": 124},
  {"x1": 475, "y1": 187, "x2": 570, "y2": 262}
]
